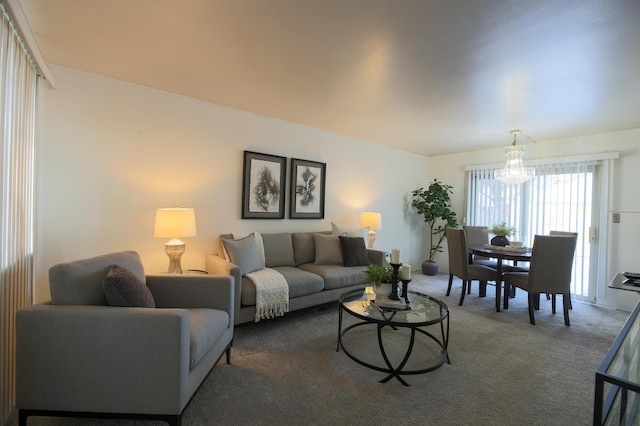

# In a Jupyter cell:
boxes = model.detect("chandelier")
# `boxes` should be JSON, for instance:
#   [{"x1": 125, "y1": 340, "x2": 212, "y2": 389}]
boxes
[{"x1": 494, "y1": 130, "x2": 535, "y2": 185}]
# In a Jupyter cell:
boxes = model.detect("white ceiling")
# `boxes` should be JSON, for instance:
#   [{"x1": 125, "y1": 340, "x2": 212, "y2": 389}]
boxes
[{"x1": 18, "y1": 0, "x2": 640, "y2": 156}]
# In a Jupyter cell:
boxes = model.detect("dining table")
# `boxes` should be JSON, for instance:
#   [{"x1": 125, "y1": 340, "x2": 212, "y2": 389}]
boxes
[{"x1": 467, "y1": 244, "x2": 533, "y2": 312}]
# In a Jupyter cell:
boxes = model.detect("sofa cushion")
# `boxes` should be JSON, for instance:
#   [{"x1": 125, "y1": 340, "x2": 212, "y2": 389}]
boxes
[
  {"x1": 221, "y1": 234, "x2": 263, "y2": 275},
  {"x1": 189, "y1": 308, "x2": 230, "y2": 368},
  {"x1": 274, "y1": 266, "x2": 324, "y2": 298},
  {"x1": 102, "y1": 264, "x2": 156, "y2": 308},
  {"x1": 339, "y1": 236, "x2": 371, "y2": 267},
  {"x1": 314, "y1": 233, "x2": 344, "y2": 265},
  {"x1": 49, "y1": 251, "x2": 145, "y2": 306},
  {"x1": 239, "y1": 266, "x2": 324, "y2": 306},
  {"x1": 298, "y1": 263, "x2": 367, "y2": 290},
  {"x1": 262, "y1": 233, "x2": 295, "y2": 267}
]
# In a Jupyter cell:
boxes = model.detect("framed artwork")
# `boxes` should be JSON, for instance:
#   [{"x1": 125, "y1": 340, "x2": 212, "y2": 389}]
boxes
[
  {"x1": 242, "y1": 151, "x2": 287, "y2": 219},
  {"x1": 289, "y1": 158, "x2": 326, "y2": 219}
]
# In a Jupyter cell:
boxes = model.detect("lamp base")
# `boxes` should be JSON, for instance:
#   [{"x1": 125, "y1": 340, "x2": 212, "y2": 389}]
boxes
[
  {"x1": 165, "y1": 239, "x2": 185, "y2": 274},
  {"x1": 367, "y1": 230, "x2": 376, "y2": 249}
]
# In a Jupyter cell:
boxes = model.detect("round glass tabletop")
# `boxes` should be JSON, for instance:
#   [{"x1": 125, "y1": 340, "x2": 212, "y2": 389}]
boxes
[{"x1": 340, "y1": 288, "x2": 448, "y2": 326}]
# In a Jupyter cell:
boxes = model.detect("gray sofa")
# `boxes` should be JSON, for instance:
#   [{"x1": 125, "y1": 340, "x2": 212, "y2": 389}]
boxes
[
  {"x1": 205, "y1": 231, "x2": 385, "y2": 324},
  {"x1": 16, "y1": 251, "x2": 234, "y2": 426}
]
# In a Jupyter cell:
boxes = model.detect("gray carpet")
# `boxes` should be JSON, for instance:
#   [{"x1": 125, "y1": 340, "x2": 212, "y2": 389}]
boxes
[{"x1": 8, "y1": 273, "x2": 630, "y2": 426}]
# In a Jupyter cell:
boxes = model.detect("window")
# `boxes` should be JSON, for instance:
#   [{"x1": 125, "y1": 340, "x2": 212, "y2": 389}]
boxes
[
  {"x1": 0, "y1": 2, "x2": 40, "y2": 422},
  {"x1": 465, "y1": 153, "x2": 617, "y2": 302}
]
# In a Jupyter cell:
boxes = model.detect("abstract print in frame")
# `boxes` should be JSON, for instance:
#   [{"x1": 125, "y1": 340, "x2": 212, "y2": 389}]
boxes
[
  {"x1": 289, "y1": 158, "x2": 326, "y2": 219},
  {"x1": 242, "y1": 151, "x2": 286, "y2": 219}
]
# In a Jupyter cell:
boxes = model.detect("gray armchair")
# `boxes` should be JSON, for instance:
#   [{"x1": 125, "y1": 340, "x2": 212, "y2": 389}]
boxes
[{"x1": 16, "y1": 251, "x2": 234, "y2": 426}]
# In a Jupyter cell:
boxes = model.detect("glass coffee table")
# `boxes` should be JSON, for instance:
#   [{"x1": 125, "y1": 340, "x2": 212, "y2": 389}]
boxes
[{"x1": 337, "y1": 287, "x2": 450, "y2": 386}]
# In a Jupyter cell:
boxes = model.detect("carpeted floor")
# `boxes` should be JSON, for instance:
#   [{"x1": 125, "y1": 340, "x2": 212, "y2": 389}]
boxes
[{"x1": 9, "y1": 273, "x2": 630, "y2": 426}]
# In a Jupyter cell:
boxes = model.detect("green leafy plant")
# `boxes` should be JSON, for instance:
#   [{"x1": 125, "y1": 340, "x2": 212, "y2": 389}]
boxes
[
  {"x1": 487, "y1": 221, "x2": 516, "y2": 237},
  {"x1": 411, "y1": 179, "x2": 459, "y2": 262},
  {"x1": 363, "y1": 263, "x2": 394, "y2": 288}
]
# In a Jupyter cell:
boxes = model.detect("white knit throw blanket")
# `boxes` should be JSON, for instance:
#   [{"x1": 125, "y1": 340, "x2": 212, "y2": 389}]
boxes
[{"x1": 245, "y1": 268, "x2": 289, "y2": 322}]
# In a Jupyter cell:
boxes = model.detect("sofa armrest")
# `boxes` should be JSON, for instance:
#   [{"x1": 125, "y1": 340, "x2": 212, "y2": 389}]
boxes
[
  {"x1": 205, "y1": 255, "x2": 242, "y2": 323},
  {"x1": 367, "y1": 249, "x2": 386, "y2": 266},
  {"x1": 146, "y1": 274, "x2": 233, "y2": 318},
  {"x1": 16, "y1": 305, "x2": 190, "y2": 413}
]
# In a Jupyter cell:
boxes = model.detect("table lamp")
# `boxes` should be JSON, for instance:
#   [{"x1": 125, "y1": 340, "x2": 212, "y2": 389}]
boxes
[
  {"x1": 360, "y1": 212, "x2": 382, "y2": 248},
  {"x1": 154, "y1": 207, "x2": 197, "y2": 274}
]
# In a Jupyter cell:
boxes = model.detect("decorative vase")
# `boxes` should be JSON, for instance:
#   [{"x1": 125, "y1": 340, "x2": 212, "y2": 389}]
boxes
[
  {"x1": 421, "y1": 260, "x2": 439, "y2": 276},
  {"x1": 491, "y1": 235, "x2": 510, "y2": 246},
  {"x1": 373, "y1": 283, "x2": 395, "y2": 298}
]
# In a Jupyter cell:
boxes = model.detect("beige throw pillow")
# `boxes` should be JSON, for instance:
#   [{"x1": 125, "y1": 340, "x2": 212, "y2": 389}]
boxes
[
  {"x1": 331, "y1": 222, "x2": 363, "y2": 238},
  {"x1": 314, "y1": 233, "x2": 344, "y2": 265}
]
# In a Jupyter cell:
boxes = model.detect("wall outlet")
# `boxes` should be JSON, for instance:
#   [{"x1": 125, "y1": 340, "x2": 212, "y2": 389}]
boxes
[{"x1": 612, "y1": 213, "x2": 620, "y2": 223}]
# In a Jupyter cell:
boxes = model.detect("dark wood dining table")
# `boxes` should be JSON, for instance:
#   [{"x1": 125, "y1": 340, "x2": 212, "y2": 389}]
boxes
[{"x1": 467, "y1": 245, "x2": 533, "y2": 312}]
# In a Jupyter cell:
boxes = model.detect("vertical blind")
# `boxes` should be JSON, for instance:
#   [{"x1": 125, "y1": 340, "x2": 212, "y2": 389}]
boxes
[
  {"x1": 465, "y1": 159, "x2": 602, "y2": 301},
  {"x1": 0, "y1": 2, "x2": 37, "y2": 423}
]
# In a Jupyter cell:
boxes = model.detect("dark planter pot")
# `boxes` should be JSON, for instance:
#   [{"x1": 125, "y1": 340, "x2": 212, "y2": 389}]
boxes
[
  {"x1": 491, "y1": 235, "x2": 510, "y2": 246},
  {"x1": 422, "y1": 260, "x2": 439, "y2": 276}
]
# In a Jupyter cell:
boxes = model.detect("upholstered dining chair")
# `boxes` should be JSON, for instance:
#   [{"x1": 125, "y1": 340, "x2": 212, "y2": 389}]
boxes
[
  {"x1": 546, "y1": 231, "x2": 579, "y2": 307},
  {"x1": 446, "y1": 228, "x2": 497, "y2": 306},
  {"x1": 502, "y1": 234, "x2": 577, "y2": 325},
  {"x1": 510, "y1": 231, "x2": 578, "y2": 274},
  {"x1": 463, "y1": 225, "x2": 498, "y2": 269}
]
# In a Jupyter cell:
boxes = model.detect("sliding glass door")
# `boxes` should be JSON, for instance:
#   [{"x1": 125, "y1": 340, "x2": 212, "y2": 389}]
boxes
[{"x1": 465, "y1": 161, "x2": 600, "y2": 302}]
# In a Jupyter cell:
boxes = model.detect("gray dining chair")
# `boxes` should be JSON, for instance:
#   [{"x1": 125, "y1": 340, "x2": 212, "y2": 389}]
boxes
[
  {"x1": 502, "y1": 234, "x2": 577, "y2": 325},
  {"x1": 463, "y1": 226, "x2": 498, "y2": 269},
  {"x1": 446, "y1": 228, "x2": 497, "y2": 306},
  {"x1": 464, "y1": 225, "x2": 517, "y2": 297},
  {"x1": 511, "y1": 231, "x2": 578, "y2": 274},
  {"x1": 547, "y1": 231, "x2": 578, "y2": 307}
]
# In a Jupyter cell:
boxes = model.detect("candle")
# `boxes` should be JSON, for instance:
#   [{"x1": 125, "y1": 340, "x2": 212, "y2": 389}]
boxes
[
  {"x1": 391, "y1": 248, "x2": 400, "y2": 264},
  {"x1": 401, "y1": 264, "x2": 411, "y2": 280}
]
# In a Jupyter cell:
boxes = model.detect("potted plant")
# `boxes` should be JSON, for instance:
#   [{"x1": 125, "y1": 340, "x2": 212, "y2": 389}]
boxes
[
  {"x1": 411, "y1": 179, "x2": 459, "y2": 275},
  {"x1": 487, "y1": 221, "x2": 516, "y2": 246},
  {"x1": 364, "y1": 263, "x2": 394, "y2": 295}
]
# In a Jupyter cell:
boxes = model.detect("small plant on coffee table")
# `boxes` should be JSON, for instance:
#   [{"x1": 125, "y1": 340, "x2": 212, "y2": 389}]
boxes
[{"x1": 364, "y1": 263, "x2": 394, "y2": 288}]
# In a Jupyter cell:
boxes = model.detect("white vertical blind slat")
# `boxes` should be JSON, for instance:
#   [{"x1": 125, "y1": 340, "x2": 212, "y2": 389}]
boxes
[{"x1": 0, "y1": 3, "x2": 37, "y2": 423}]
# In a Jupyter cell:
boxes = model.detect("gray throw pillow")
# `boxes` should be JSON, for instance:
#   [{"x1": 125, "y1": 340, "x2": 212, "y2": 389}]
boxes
[
  {"x1": 339, "y1": 236, "x2": 371, "y2": 267},
  {"x1": 222, "y1": 234, "x2": 263, "y2": 275},
  {"x1": 314, "y1": 233, "x2": 344, "y2": 265},
  {"x1": 102, "y1": 264, "x2": 155, "y2": 308}
]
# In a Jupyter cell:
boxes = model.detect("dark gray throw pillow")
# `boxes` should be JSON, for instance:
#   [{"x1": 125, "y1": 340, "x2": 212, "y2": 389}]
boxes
[
  {"x1": 102, "y1": 264, "x2": 155, "y2": 308},
  {"x1": 339, "y1": 236, "x2": 371, "y2": 267}
]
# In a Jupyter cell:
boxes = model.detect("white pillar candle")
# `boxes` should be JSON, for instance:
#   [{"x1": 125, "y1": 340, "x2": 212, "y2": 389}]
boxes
[
  {"x1": 401, "y1": 264, "x2": 411, "y2": 280},
  {"x1": 391, "y1": 248, "x2": 400, "y2": 263}
]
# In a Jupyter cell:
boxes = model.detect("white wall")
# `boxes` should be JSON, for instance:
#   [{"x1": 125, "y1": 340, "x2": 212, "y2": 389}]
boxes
[
  {"x1": 35, "y1": 66, "x2": 640, "y2": 310},
  {"x1": 34, "y1": 66, "x2": 430, "y2": 302},
  {"x1": 428, "y1": 128, "x2": 640, "y2": 311}
]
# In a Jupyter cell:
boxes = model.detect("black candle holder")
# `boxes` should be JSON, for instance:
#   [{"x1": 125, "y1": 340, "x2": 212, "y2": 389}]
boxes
[
  {"x1": 389, "y1": 263, "x2": 401, "y2": 300},
  {"x1": 401, "y1": 279, "x2": 412, "y2": 304}
]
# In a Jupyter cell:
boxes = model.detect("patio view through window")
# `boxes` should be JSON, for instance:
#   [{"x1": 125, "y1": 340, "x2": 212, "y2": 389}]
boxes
[{"x1": 465, "y1": 161, "x2": 599, "y2": 302}]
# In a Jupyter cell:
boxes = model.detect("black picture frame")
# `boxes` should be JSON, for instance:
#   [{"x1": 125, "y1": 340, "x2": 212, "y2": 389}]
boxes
[
  {"x1": 289, "y1": 158, "x2": 326, "y2": 219},
  {"x1": 242, "y1": 151, "x2": 287, "y2": 219}
]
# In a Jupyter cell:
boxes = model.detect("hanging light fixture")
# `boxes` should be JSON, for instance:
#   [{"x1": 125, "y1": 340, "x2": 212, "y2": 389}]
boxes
[{"x1": 494, "y1": 130, "x2": 535, "y2": 185}]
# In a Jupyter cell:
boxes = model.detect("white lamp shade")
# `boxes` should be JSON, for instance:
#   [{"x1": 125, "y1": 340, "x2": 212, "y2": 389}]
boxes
[
  {"x1": 154, "y1": 208, "x2": 197, "y2": 238},
  {"x1": 360, "y1": 212, "x2": 382, "y2": 230}
]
